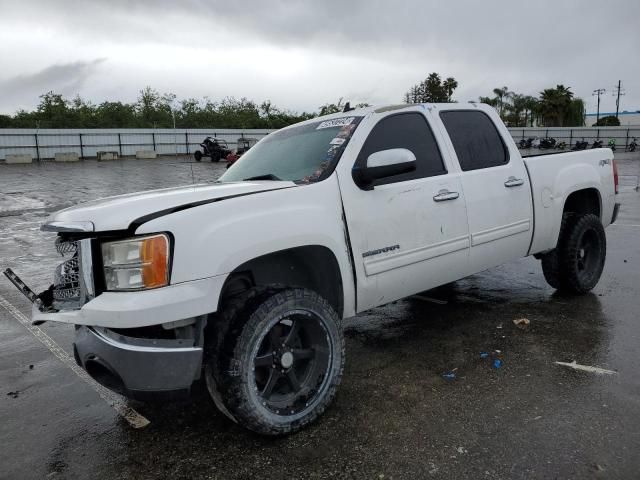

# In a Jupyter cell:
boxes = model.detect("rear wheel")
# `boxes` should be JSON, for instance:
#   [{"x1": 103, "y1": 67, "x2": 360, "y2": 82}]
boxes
[
  {"x1": 194, "y1": 150, "x2": 202, "y2": 162},
  {"x1": 206, "y1": 287, "x2": 344, "y2": 435},
  {"x1": 541, "y1": 213, "x2": 606, "y2": 293}
]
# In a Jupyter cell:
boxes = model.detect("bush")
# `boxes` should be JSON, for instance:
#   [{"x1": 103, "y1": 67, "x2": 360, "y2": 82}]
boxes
[{"x1": 592, "y1": 115, "x2": 620, "y2": 127}]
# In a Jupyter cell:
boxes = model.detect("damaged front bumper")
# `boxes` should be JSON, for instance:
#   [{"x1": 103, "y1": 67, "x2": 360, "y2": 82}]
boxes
[
  {"x1": 74, "y1": 324, "x2": 203, "y2": 400},
  {"x1": 6, "y1": 270, "x2": 225, "y2": 399},
  {"x1": 30, "y1": 275, "x2": 225, "y2": 328}
]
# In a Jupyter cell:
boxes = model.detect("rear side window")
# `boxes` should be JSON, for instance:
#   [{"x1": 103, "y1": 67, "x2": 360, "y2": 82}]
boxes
[
  {"x1": 356, "y1": 112, "x2": 446, "y2": 186},
  {"x1": 440, "y1": 110, "x2": 509, "y2": 171}
]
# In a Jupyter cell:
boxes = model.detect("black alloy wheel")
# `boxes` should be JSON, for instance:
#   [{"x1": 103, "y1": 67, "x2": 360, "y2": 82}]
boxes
[
  {"x1": 206, "y1": 287, "x2": 344, "y2": 435},
  {"x1": 252, "y1": 311, "x2": 331, "y2": 416}
]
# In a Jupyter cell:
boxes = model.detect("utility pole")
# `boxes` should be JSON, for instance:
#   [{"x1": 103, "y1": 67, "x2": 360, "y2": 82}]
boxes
[
  {"x1": 612, "y1": 80, "x2": 625, "y2": 120},
  {"x1": 592, "y1": 88, "x2": 606, "y2": 123}
]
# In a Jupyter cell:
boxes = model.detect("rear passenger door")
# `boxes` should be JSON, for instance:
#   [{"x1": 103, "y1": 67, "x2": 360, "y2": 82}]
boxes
[
  {"x1": 439, "y1": 108, "x2": 533, "y2": 273},
  {"x1": 337, "y1": 109, "x2": 470, "y2": 311}
]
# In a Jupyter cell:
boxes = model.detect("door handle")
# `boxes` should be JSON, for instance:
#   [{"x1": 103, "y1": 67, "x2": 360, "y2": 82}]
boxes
[
  {"x1": 504, "y1": 176, "x2": 524, "y2": 188},
  {"x1": 433, "y1": 189, "x2": 460, "y2": 202}
]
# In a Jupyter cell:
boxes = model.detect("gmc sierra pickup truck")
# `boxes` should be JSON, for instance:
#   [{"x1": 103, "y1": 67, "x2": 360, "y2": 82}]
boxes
[{"x1": 5, "y1": 103, "x2": 620, "y2": 435}]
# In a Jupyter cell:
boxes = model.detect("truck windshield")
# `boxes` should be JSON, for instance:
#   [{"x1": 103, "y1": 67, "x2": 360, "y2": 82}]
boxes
[{"x1": 220, "y1": 116, "x2": 363, "y2": 184}]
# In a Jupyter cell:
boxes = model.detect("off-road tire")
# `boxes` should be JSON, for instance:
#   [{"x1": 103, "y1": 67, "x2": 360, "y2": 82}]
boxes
[
  {"x1": 206, "y1": 287, "x2": 344, "y2": 436},
  {"x1": 541, "y1": 213, "x2": 606, "y2": 293},
  {"x1": 541, "y1": 248, "x2": 563, "y2": 289},
  {"x1": 194, "y1": 150, "x2": 202, "y2": 162}
]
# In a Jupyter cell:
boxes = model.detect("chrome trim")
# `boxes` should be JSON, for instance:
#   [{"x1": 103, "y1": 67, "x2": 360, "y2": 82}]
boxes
[
  {"x1": 79, "y1": 239, "x2": 95, "y2": 300},
  {"x1": 41, "y1": 221, "x2": 95, "y2": 233},
  {"x1": 92, "y1": 327, "x2": 201, "y2": 353}
]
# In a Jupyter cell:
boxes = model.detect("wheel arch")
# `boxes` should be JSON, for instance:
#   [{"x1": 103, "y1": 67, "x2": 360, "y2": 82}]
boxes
[
  {"x1": 562, "y1": 187, "x2": 602, "y2": 219},
  {"x1": 217, "y1": 245, "x2": 345, "y2": 318}
]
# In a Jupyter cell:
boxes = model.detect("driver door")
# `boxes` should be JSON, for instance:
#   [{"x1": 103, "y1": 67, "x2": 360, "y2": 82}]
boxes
[{"x1": 336, "y1": 109, "x2": 470, "y2": 312}]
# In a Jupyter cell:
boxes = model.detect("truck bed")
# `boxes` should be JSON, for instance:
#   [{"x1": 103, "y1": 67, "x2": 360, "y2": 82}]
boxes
[{"x1": 523, "y1": 148, "x2": 616, "y2": 255}]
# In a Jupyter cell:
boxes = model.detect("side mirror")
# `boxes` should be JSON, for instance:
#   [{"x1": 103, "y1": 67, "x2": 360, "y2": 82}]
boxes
[{"x1": 352, "y1": 148, "x2": 417, "y2": 190}]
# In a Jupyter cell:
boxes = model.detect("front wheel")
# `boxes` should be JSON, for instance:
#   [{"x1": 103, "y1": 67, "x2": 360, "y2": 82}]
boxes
[
  {"x1": 194, "y1": 150, "x2": 202, "y2": 162},
  {"x1": 207, "y1": 287, "x2": 344, "y2": 435}
]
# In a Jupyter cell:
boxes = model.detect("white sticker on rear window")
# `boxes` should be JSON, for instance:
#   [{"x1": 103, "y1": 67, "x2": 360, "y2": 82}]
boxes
[
  {"x1": 330, "y1": 137, "x2": 346, "y2": 145},
  {"x1": 316, "y1": 117, "x2": 355, "y2": 129}
]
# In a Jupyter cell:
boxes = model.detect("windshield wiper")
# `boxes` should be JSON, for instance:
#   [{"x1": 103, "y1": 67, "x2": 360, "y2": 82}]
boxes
[{"x1": 243, "y1": 174, "x2": 282, "y2": 181}]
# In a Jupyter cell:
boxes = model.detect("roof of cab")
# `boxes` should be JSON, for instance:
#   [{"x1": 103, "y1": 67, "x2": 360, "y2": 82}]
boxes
[{"x1": 280, "y1": 102, "x2": 494, "y2": 131}]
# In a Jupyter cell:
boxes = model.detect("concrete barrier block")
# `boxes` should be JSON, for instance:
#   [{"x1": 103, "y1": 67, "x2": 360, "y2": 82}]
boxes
[
  {"x1": 5, "y1": 154, "x2": 33, "y2": 164},
  {"x1": 136, "y1": 150, "x2": 157, "y2": 159},
  {"x1": 54, "y1": 152, "x2": 80, "y2": 162},
  {"x1": 97, "y1": 151, "x2": 119, "y2": 161}
]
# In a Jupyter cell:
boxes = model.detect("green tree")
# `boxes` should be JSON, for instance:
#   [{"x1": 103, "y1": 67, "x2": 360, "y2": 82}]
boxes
[
  {"x1": 36, "y1": 91, "x2": 71, "y2": 127},
  {"x1": 404, "y1": 73, "x2": 457, "y2": 103},
  {"x1": 538, "y1": 84, "x2": 574, "y2": 127},
  {"x1": 491, "y1": 86, "x2": 512, "y2": 118},
  {"x1": 478, "y1": 96, "x2": 498, "y2": 108},
  {"x1": 319, "y1": 98, "x2": 345, "y2": 116},
  {"x1": 443, "y1": 77, "x2": 458, "y2": 102},
  {"x1": 95, "y1": 101, "x2": 137, "y2": 128},
  {"x1": 522, "y1": 96, "x2": 539, "y2": 127},
  {"x1": 592, "y1": 115, "x2": 619, "y2": 127}
]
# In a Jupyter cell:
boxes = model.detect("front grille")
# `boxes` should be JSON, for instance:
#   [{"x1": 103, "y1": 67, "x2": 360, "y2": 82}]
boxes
[
  {"x1": 53, "y1": 242, "x2": 80, "y2": 301},
  {"x1": 52, "y1": 238, "x2": 94, "y2": 310},
  {"x1": 53, "y1": 259, "x2": 81, "y2": 299}
]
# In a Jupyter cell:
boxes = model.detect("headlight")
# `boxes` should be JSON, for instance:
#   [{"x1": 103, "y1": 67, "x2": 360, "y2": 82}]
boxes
[{"x1": 101, "y1": 234, "x2": 170, "y2": 291}]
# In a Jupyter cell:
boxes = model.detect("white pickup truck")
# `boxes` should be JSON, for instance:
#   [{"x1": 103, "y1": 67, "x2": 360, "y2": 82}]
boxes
[{"x1": 5, "y1": 103, "x2": 620, "y2": 435}]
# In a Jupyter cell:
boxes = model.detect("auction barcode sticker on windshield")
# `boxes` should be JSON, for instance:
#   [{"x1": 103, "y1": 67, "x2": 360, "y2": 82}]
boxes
[{"x1": 317, "y1": 117, "x2": 355, "y2": 129}]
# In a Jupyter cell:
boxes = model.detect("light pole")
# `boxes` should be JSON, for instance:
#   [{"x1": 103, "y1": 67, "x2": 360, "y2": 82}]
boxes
[
  {"x1": 171, "y1": 107, "x2": 178, "y2": 158},
  {"x1": 612, "y1": 80, "x2": 625, "y2": 121},
  {"x1": 592, "y1": 88, "x2": 606, "y2": 124}
]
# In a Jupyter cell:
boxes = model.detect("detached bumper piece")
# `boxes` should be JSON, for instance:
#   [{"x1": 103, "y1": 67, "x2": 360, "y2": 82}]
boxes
[{"x1": 74, "y1": 325, "x2": 203, "y2": 400}]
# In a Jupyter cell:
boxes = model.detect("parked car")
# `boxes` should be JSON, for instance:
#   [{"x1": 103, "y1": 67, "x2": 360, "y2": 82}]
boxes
[
  {"x1": 194, "y1": 137, "x2": 231, "y2": 162},
  {"x1": 6, "y1": 103, "x2": 620, "y2": 436}
]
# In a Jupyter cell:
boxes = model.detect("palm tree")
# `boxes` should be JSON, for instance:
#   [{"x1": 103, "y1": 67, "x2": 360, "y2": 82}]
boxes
[
  {"x1": 492, "y1": 86, "x2": 512, "y2": 117},
  {"x1": 478, "y1": 96, "x2": 498, "y2": 108},
  {"x1": 443, "y1": 77, "x2": 458, "y2": 102},
  {"x1": 539, "y1": 85, "x2": 574, "y2": 126},
  {"x1": 507, "y1": 94, "x2": 528, "y2": 126},
  {"x1": 522, "y1": 96, "x2": 539, "y2": 127}
]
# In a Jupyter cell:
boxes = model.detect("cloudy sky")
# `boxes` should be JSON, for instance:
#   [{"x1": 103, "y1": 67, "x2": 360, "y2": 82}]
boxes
[{"x1": 0, "y1": 0, "x2": 638, "y2": 115}]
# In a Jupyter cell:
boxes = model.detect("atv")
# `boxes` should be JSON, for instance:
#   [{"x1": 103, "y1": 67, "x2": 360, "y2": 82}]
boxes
[{"x1": 194, "y1": 137, "x2": 232, "y2": 162}]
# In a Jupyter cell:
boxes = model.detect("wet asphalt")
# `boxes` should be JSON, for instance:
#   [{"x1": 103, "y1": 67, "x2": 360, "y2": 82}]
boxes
[{"x1": 1, "y1": 154, "x2": 639, "y2": 479}]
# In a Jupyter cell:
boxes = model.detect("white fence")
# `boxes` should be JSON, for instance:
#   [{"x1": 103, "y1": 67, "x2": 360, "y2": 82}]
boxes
[
  {"x1": 1, "y1": 126, "x2": 639, "y2": 161},
  {"x1": 0, "y1": 128, "x2": 275, "y2": 161}
]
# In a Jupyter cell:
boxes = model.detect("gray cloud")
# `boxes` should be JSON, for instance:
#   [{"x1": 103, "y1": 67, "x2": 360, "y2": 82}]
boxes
[
  {"x1": 0, "y1": 1, "x2": 638, "y2": 114},
  {"x1": 0, "y1": 59, "x2": 106, "y2": 111}
]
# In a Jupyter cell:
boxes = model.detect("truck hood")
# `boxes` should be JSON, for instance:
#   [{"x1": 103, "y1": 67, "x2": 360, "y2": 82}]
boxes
[{"x1": 44, "y1": 181, "x2": 297, "y2": 232}]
